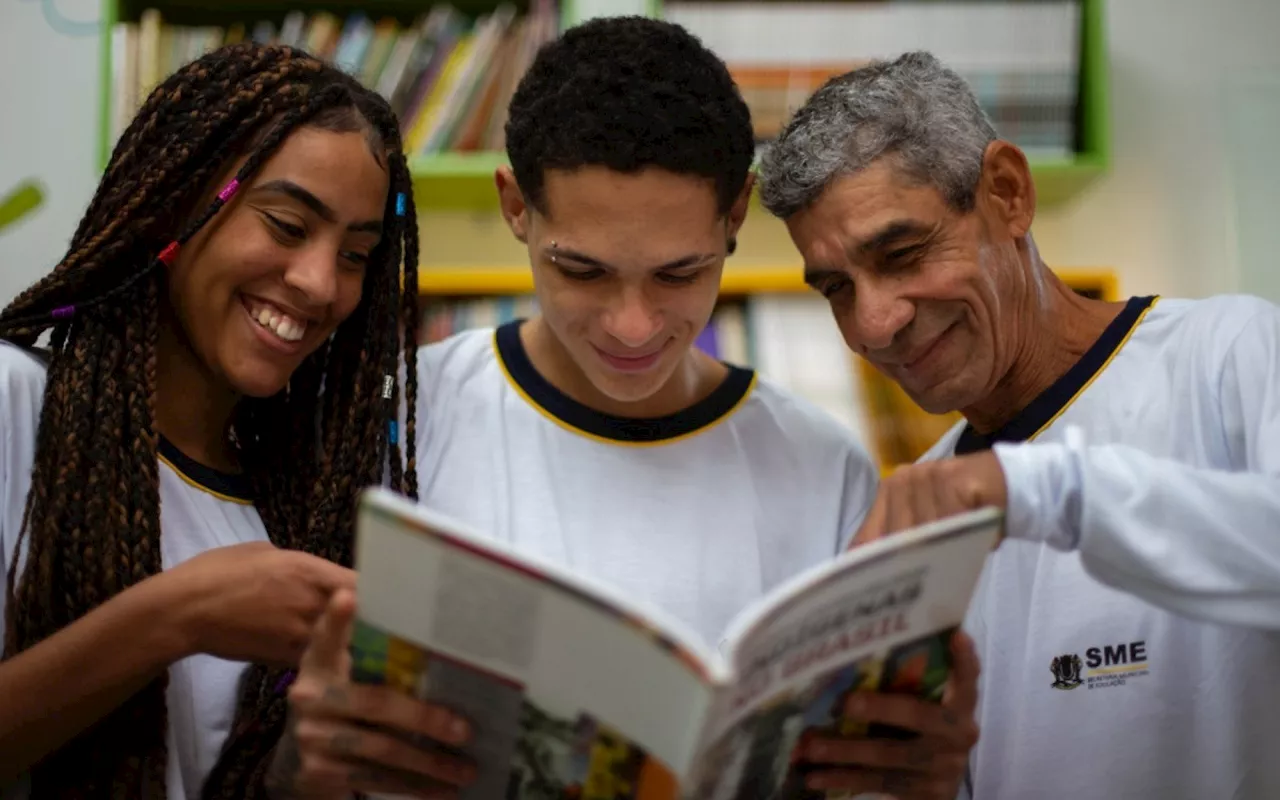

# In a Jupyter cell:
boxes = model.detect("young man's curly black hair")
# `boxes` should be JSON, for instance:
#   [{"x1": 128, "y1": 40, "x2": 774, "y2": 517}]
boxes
[{"x1": 504, "y1": 15, "x2": 755, "y2": 216}]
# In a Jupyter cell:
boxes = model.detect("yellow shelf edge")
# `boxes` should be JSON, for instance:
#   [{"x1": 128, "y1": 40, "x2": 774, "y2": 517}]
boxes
[
  {"x1": 418, "y1": 266, "x2": 1120, "y2": 298},
  {"x1": 417, "y1": 266, "x2": 813, "y2": 295}
]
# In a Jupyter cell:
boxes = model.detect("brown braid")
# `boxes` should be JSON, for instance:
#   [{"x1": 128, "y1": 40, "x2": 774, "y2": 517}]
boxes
[{"x1": 0, "y1": 42, "x2": 422, "y2": 798}]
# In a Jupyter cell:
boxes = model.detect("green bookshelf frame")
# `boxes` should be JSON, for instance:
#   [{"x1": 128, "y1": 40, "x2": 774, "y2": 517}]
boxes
[{"x1": 97, "y1": 0, "x2": 1109, "y2": 210}]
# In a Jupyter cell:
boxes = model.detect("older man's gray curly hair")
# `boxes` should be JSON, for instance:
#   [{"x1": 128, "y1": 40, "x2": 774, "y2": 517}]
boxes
[{"x1": 758, "y1": 51, "x2": 999, "y2": 218}]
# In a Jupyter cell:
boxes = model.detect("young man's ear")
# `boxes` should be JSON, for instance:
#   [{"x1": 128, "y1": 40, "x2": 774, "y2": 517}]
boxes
[
  {"x1": 726, "y1": 172, "x2": 755, "y2": 251},
  {"x1": 495, "y1": 165, "x2": 529, "y2": 243}
]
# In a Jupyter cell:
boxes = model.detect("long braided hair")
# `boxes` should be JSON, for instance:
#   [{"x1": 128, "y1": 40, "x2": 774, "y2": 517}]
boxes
[{"x1": 0, "y1": 42, "x2": 421, "y2": 797}]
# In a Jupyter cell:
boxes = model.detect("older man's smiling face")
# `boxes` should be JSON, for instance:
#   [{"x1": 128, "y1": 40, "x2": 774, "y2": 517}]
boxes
[{"x1": 785, "y1": 157, "x2": 1029, "y2": 415}]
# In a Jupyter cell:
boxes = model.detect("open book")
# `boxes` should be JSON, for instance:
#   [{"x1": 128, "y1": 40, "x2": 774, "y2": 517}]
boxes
[{"x1": 350, "y1": 487, "x2": 1001, "y2": 800}]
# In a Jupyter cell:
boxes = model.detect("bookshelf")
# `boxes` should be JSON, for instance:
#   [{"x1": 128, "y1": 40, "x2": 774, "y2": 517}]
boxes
[
  {"x1": 98, "y1": 0, "x2": 1110, "y2": 217},
  {"x1": 97, "y1": 0, "x2": 1117, "y2": 470}
]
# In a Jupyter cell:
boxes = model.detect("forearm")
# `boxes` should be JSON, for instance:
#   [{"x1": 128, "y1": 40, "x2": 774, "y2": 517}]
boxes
[
  {"x1": 0, "y1": 572, "x2": 192, "y2": 782},
  {"x1": 996, "y1": 436, "x2": 1280, "y2": 629}
]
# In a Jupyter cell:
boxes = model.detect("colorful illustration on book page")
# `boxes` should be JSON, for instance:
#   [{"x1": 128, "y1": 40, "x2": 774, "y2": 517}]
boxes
[
  {"x1": 689, "y1": 630, "x2": 956, "y2": 800},
  {"x1": 350, "y1": 619, "x2": 679, "y2": 800},
  {"x1": 509, "y1": 698, "x2": 678, "y2": 800}
]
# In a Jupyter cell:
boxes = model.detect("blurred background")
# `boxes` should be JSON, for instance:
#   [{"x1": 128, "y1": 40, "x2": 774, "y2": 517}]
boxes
[{"x1": 2, "y1": 0, "x2": 1278, "y2": 473}]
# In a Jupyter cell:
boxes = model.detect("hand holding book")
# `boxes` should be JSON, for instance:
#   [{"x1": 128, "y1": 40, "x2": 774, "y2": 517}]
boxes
[
  {"x1": 344, "y1": 489, "x2": 1001, "y2": 800},
  {"x1": 791, "y1": 630, "x2": 980, "y2": 799},
  {"x1": 267, "y1": 588, "x2": 477, "y2": 799}
]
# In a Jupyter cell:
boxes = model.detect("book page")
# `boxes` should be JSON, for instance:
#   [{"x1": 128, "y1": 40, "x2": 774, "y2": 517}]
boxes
[
  {"x1": 351, "y1": 489, "x2": 723, "y2": 799},
  {"x1": 685, "y1": 508, "x2": 1000, "y2": 799}
]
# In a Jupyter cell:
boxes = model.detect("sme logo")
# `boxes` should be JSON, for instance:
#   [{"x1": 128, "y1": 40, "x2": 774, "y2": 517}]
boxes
[{"x1": 1050, "y1": 641, "x2": 1149, "y2": 691}]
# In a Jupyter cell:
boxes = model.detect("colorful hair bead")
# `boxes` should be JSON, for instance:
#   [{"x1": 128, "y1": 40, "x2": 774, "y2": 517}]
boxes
[
  {"x1": 217, "y1": 179, "x2": 241, "y2": 203},
  {"x1": 274, "y1": 670, "x2": 296, "y2": 695},
  {"x1": 157, "y1": 241, "x2": 180, "y2": 266},
  {"x1": 389, "y1": 420, "x2": 399, "y2": 444},
  {"x1": 382, "y1": 374, "x2": 394, "y2": 400},
  {"x1": 51, "y1": 305, "x2": 75, "y2": 320},
  {"x1": 395, "y1": 192, "x2": 406, "y2": 217}
]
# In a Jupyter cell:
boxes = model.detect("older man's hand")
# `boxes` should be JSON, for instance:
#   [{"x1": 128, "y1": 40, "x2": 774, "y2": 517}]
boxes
[
  {"x1": 792, "y1": 631, "x2": 981, "y2": 799},
  {"x1": 853, "y1": 450, "x2": 1008, "y2": 549}
]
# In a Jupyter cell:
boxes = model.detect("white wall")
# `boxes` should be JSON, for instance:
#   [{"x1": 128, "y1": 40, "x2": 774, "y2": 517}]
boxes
[
  {"x1": 0, "y1": 0, "x2": 102, "y2": 306},
  {"x1": 1032, "y1": 0, "x2": 1280, "y2": 303}
]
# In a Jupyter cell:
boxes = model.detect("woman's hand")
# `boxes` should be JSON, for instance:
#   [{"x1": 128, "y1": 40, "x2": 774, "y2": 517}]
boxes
[
  {"x1": 165, "y1": 541, "x2": 355, "y2": 666},
  {"x1": 266, "y1": 589, "x2": 477, "y2": 799}
]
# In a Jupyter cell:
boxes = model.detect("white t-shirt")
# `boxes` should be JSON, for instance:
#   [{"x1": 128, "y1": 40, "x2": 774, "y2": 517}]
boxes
[
  {"x1": 0, "y1": 342, "x2": 269, "y2": 800},
  {"x1": 411, "y1": 321, "x2": 879, "y2": 648},
  {"x1": 919, "y1": 295, "x2": 1280, "y2": 798}
]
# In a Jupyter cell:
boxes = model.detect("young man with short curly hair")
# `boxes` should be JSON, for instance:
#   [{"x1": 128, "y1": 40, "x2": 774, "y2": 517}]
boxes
[{"x1": 410, "y1": 15, "x2": 878, "y2": 644}]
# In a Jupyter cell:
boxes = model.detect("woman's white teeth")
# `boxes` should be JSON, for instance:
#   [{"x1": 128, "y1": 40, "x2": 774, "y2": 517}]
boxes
[{"x1": 252, "y1": 305, "x2": 305, "y2": 342}]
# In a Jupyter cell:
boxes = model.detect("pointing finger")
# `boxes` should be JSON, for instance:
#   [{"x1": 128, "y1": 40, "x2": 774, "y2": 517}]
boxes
[{"x1": 300, "y1": 587, "x2": 357, "y2": 678}]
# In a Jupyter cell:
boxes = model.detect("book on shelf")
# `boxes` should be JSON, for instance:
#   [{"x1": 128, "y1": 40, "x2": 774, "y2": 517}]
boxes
[
  {"x1": 666, "y1": 0, "x2": 1083, "y2": 158},
  {"x1": 109, "y1": 2, "x2": 559, "y2": 155},
  {"x1": 110, "y1": 1, "x2": 1091, "y2": 161},
  {"x1": 351, "y1": 486, "x2": 1003, "y2": 800}
]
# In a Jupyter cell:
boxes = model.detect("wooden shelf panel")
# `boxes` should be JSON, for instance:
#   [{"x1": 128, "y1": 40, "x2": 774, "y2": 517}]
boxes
[
  {"x1": 417, "y1": 265, "x2": 813, "y2": 295},
  {"x1": 418, "y1": 265, "x2": 1120, "y2": 299}
]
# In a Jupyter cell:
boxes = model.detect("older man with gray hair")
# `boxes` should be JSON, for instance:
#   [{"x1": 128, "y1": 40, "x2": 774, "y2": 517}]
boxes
[{"x1": 759, "y1": 51, "x2": 1280, "y2": 799}]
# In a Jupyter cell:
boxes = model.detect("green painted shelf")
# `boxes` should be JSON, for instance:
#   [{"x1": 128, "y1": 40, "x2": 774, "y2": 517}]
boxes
[
  {"x1": 408, "y1": 152, "x2": 509, "y2": 211},
  {"x1": 407, "y1": 151, "x2": 1108, "y2": 213}
]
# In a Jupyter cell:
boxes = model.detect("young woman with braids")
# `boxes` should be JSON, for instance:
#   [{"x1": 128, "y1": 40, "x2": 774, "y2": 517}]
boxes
[{"x1": 0, "y1": 42, "x2": 473, "y2": 799}]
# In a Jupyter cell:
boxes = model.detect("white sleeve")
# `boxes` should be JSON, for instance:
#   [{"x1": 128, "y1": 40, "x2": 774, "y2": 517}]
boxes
[
  {"x1": 835, "y1": 437, "x2": 879, "y2": 553},
  {"x1": 991, "y1": 307, "x2": 1280, "y2": 630},
  {"x1": 0, "y1": 344, "x2": 47, "y2": 646}
]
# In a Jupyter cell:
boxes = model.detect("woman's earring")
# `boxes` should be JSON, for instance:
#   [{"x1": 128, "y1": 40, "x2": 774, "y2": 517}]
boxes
[
  {"x1": 727, "y1": 237, "x2": 738, "y2": 256},
  {"x1": 549, "y1": 240, "x2": 559, "y2": 264}
]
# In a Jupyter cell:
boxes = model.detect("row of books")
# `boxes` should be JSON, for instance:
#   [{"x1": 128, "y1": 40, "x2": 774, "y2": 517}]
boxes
[
  {"x1": 669, "y1": 0, "x2": 1083, "y2": 157},
  {"x1": 110, "y1": 2, "x2": 558, "y2": 155},
  {"x1": 419, "y1": 294, "x2": 959, "y2": 469},
  {"x1": 112, "y1": 0, "x2": 1084, "y2": 160}
]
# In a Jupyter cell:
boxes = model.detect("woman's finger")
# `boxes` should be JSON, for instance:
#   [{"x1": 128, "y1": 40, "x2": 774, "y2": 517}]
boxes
[
  {"x1": 293, "y1": 716, "x2": 476, "y2": 787},
  {"x1": 292, "y1": 751, "x2": 461, "y2": 799},
  {"x1": 295, "y1": 680, "x2": 472, "y2": 749}
]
